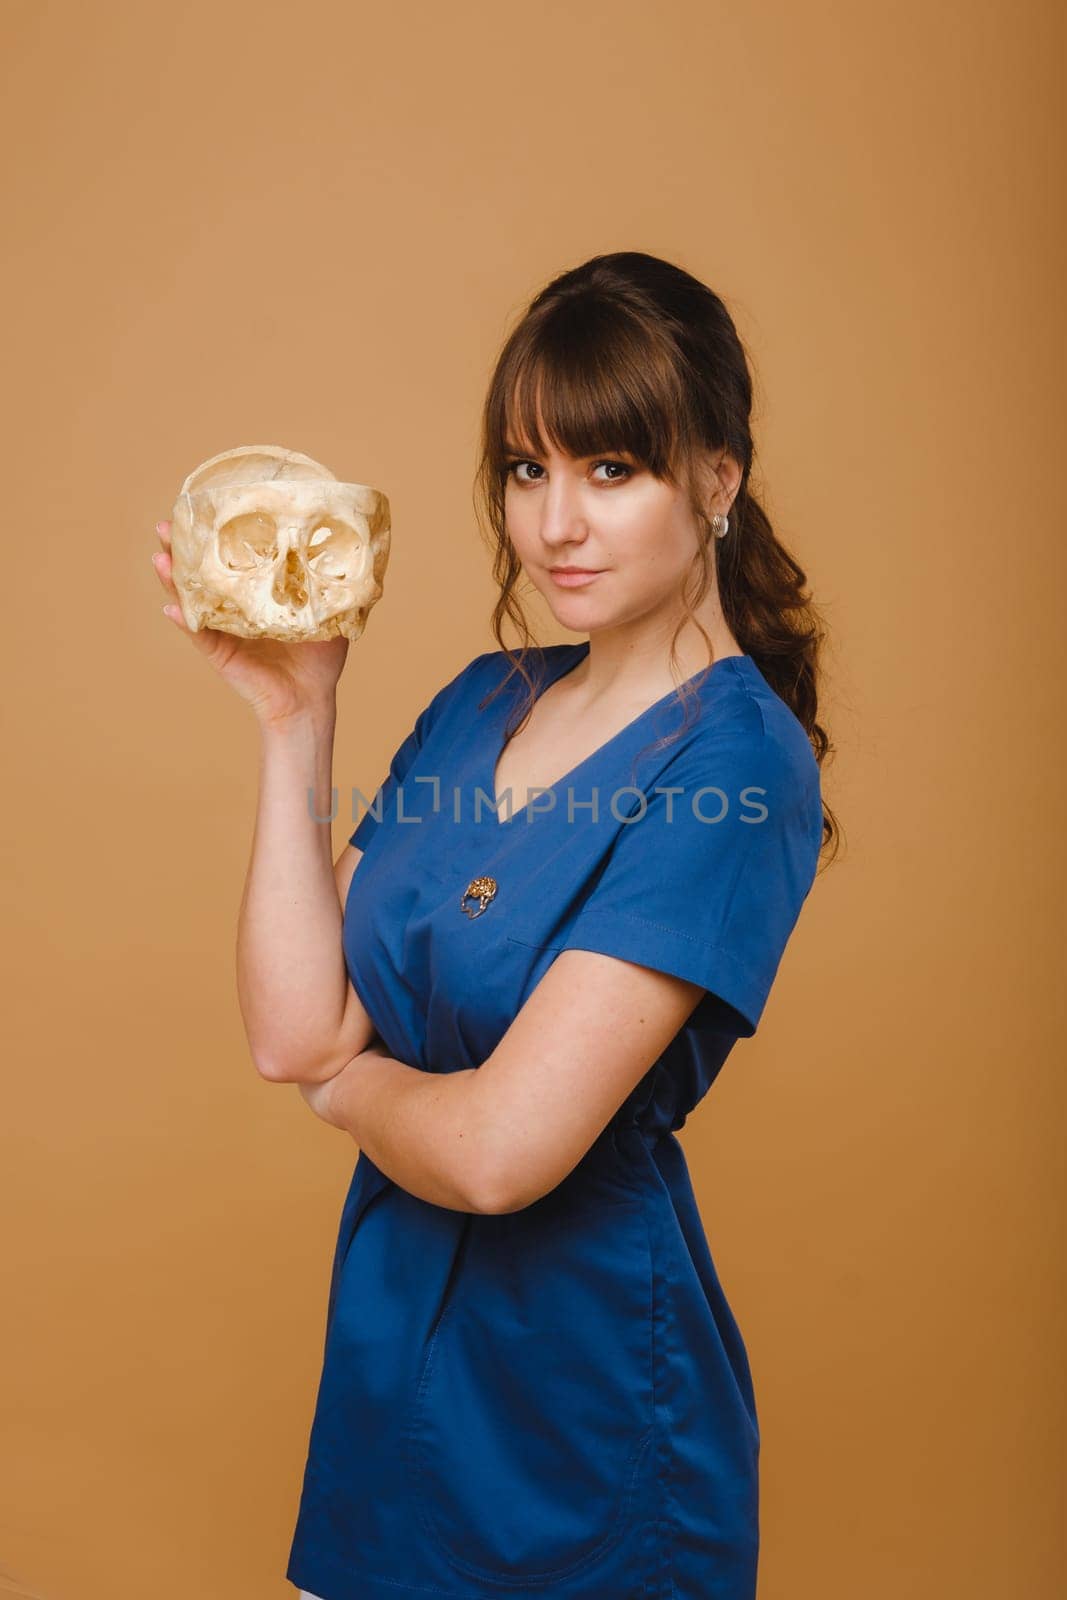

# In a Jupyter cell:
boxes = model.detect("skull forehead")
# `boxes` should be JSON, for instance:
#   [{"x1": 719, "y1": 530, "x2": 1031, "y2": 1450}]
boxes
[
  {"x1": 179, "y1": 444, "x2": 337, "y2": 494},
  {"x1": 191, "y1": 478, "x2": 381, "y2": 526}
]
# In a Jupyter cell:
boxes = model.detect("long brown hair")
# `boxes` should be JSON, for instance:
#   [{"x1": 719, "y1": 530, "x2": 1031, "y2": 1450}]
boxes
[{"x1": 472, "y1": 250, "x2": 840, "y2": 863}]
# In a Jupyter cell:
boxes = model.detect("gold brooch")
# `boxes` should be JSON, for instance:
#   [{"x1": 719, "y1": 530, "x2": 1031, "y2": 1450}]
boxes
[{"x1": 460, "y1": 875, "x2": 498, "y2": 918}]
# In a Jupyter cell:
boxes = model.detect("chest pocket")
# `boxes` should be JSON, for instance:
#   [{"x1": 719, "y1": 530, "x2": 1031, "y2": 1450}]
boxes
[{"x1": 404, "y1": 1196, "x2": 654, "y2": 1583}]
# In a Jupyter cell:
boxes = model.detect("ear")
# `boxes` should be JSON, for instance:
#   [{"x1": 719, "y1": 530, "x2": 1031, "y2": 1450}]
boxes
[
  {"x1": 708, "y1": 446, "x2": 744, "y2": 511},
  {"x1": 688, "y1": 446, "x2": 742, "y2": 514}
]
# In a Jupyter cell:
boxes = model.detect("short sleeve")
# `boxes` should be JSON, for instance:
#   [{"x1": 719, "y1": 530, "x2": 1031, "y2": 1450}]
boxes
[
  {"x1": 349, "y1": 653, "x2": 490, "y2": 852},
  {"x1": 557, "y1": 729, "x2": 823, "y2": 1037}
]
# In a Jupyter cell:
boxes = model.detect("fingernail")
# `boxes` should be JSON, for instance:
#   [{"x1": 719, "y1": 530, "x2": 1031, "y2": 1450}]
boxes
[{"x1": 156, "y1": 521, "x2": 168, "y2": 533}]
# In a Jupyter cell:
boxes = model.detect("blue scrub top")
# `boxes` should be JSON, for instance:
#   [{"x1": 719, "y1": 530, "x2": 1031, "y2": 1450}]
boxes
[{"x1": 287, "y1": 642, "x2": 823, "y2": 1600}]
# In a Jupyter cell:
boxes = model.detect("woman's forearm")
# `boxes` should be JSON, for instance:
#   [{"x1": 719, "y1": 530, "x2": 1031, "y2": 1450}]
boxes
[
  {"x1": 236, "y1": 702, "x2": 362, "y2": 1081},
  {"x1": 322, "y1": 1050, "x2": 489, "y2": 1213}
]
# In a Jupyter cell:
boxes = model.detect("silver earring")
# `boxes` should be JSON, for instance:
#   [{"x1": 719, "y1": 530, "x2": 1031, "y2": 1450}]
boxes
[{"x1": 712, "y1": 512, "x2": 730, "y2": 539}]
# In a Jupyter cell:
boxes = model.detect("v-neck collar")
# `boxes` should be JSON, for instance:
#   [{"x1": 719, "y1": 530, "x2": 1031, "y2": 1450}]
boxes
[{"x1": 485, "y1": 642, "x2": 753, "y2": 829}]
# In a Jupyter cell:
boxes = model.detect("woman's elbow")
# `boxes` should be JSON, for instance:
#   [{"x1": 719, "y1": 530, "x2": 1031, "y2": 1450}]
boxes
[
  {"x1": 252, "y1": 994, "x2": 377, "y2": 1084},
  {"x1": 471, "y1": 1143, "x2": 557, "y2": 1214},
  {"x1": 251, "y1": 1048, "x2": 347, "y2": 1085},
  {"x1": 253, "y1": 1053, "x2": 305, "y2": 1084}
]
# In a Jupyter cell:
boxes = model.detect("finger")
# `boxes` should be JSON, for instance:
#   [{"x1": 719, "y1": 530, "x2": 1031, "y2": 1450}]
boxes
[
  {"x1": 155, "y1": 519, "x2": 172, "y2": 551},
  {"x1": 151, "y1": 549, "x2": 180, "y2": 597},
  {"x1": 162, "y1": 603, "x2": 229, "y2": 657}
]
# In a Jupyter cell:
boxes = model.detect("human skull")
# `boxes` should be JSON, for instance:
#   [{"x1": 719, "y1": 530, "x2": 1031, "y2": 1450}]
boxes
[{"x1": 168, "y1": 444, "x2": 390, "y2": 642}]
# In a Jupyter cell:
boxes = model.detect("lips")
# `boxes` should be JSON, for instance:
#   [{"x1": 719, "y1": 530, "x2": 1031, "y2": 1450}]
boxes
[{"x1": 549, "y1": 567, "x2": 603, "y2": 588}]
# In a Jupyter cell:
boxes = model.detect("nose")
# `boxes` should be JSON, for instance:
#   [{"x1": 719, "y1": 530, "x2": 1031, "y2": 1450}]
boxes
[
  {"x1": 272, "y1": 528, "x2": 310, "y2": 608},
  {"x1": 536, "y1": 472, "x2": 591, "y2": 552}
]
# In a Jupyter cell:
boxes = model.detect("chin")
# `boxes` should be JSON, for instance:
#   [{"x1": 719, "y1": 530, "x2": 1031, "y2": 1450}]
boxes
[{"x1": 546, "y1": 596, "x2": 608, "y2": 626}]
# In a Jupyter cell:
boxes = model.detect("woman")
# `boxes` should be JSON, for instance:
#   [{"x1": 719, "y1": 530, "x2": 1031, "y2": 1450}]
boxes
[{"x1": 154, "y1": 250, "x2": 838, "y2": 1600}]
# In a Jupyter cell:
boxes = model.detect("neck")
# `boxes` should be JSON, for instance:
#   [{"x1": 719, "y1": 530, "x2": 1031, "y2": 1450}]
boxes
[{"x1": 570, "y1": 609, "x2": 742, "y2": 706}]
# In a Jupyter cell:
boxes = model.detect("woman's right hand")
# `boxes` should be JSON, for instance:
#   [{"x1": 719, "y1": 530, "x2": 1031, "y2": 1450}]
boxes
[{"x1": 153, "y1": 519, "x2": 350, "y2": 728}]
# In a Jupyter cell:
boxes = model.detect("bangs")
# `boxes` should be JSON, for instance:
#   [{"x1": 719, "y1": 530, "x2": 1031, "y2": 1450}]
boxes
[{"x1": 492, "y1": 298, "x2": 691, "y2": 485}]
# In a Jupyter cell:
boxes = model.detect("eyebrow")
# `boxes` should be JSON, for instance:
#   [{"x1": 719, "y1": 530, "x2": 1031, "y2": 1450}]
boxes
[{"x1": 501, "y1": 442, "x2": 632, "y2": 460}]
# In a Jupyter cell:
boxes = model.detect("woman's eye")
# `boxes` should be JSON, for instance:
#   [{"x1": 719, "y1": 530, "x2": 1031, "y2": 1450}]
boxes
[
  {"x1": 504, "y1": 459, "x2": 632, "y2": 484},
  {"x1": 592, "y1": 460, "x2": 632, "y2": 483}
]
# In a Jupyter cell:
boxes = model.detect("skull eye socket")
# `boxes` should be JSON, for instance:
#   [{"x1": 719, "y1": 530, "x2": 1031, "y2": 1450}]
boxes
[
  {"x1": 218, "y1": 512, "x2": 278, "y2": 570},
  {"x1": 306, "y1": 517, "x2": 358, "y2": 579}
]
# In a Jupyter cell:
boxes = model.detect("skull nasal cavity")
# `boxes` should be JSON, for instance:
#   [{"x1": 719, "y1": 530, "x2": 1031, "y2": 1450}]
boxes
[{"x1": 273, "y1": 548, "x2": 310, "y2": 608}]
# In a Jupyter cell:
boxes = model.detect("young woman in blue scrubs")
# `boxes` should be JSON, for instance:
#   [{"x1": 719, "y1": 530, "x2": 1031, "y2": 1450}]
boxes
[{"x1": 155, "y1": 250, "x2": 839, "y2": 1600}]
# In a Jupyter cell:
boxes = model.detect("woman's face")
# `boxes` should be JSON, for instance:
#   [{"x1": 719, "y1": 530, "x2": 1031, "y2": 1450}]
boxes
[{"x1": 503, "y1": 432, "x2": 715, "y2": 632}]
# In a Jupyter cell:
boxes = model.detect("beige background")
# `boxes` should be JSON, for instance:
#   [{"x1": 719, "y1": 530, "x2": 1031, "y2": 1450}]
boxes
[{"x1": 1, "y1": 1, "x2": 1063, "y2": 1596}]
